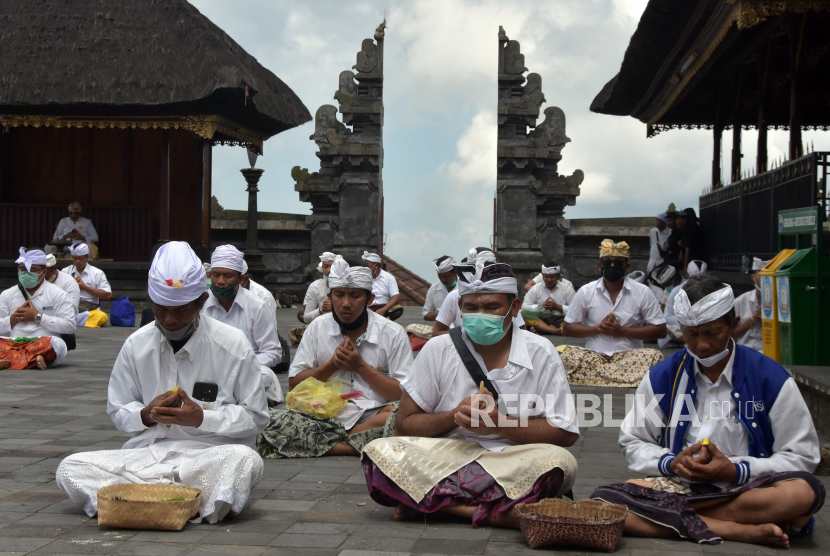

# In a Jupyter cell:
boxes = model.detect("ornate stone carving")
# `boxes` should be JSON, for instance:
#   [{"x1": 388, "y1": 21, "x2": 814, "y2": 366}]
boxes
[
  {"x1": 354, "y1": 39, "x2": 379, "y2": 73},
  {"x1": 503, "y1": 40, "x2": 527, "y2": 75}
]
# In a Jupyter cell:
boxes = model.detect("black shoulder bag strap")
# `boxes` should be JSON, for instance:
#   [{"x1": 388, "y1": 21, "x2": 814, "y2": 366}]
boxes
[
  {"x1": 449, "y1": 327, "x2": 499, "y2": 402},
  {"x1": 17, "y1": 282, "x2": 30, "y2": 302}
]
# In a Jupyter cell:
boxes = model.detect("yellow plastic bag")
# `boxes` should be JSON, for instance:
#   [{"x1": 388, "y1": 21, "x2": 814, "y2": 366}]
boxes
[
  {"x1": 285, "y1": 378, "x2": 347, "y2": 419},
  {"x1": 84, "y1": 309, "x2": 109, "y2": 328}
]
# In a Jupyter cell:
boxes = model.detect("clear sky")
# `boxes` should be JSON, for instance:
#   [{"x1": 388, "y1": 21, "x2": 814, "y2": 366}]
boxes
[{"x1": 195, "y1": 0, "x2": 827, "y2": 281}]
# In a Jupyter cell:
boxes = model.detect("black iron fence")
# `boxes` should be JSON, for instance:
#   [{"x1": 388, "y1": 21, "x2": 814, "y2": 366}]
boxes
[{"x1": 699, "y1": 152, "x2": 829, "y2": 271}]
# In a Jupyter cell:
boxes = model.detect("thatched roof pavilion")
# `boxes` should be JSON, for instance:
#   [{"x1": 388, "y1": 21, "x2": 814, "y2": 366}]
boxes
[{"x1": 0, "y1": 0, "x2": 311, "y2": 260}]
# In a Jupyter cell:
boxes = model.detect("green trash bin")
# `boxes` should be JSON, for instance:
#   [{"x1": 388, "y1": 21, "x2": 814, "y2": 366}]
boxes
[{"x1": 775, "y1": 247, "x2": 830, "y2": 366}]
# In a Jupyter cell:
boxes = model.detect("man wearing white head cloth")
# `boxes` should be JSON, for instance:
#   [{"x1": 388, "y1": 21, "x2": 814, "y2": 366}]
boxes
[
  {"x1": 55, "y1": 242, "x2": 268, "y2": 524},
  {"x1": 301, "y1": 251, "x2": 338, "y2": 324},
  {"x1": 257, "y1": 256, "x2": 412, "y2": 458},
  {"x1": 521, "y1": 262, "x2": 575, "y2": 335},
  {"x1": 61, "y1": 242, "x2": 111, "y2": 314},
  {"x1": 433, "y1": 247, "x2": 525, "y2": 337},
  {"x1": 731, "y1": 257, "x2": 768, "y2": 352},
  {"x1": 362, "y1": 251, "x2": 402, "y2": 320},
  {"x1": 0, "y1": 248, "x2": 74, "y2": 368},
  {"x1": 202, "y1": 245, "x2": 283, "y2": 405},
  {"x1": 422, "y1": 255, "x2": 457, "y2": 321},
  {"x1": 47, "y1": 200, "x2": 99, "y2": 257},
  {"x1": 647, "y1": 212, "x2": 671, "y2": 272},
  {"x1": 660, "y1": 260, "x2": 707, "y2": 348},
  {"x1": 363, "y1": 260, "x2": 579, "y2": 529},
  {"x1": 593, "y1": 274, "x2": 823, "y2": 547}
]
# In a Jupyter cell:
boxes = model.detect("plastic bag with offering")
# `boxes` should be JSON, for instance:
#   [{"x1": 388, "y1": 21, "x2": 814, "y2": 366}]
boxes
[{"x1": 285, "y1": 377, "x2": 348, "y2": 419}]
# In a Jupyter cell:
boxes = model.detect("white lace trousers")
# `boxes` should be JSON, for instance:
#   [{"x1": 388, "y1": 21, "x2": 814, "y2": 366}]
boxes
[{"x1": 56, "y1": 444, "x2": 263, "y2": 524}]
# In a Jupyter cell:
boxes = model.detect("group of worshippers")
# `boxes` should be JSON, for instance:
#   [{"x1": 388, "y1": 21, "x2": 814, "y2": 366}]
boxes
[
  {"x1": 52, "y1": 239, "x2": 823, "y2": 547},
  {"x1": 648, "y1": 203, "x2": 705, "y2": 273}
]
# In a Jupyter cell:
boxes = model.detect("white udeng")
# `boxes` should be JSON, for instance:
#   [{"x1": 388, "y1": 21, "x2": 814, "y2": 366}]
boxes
[{"x1": 55, "y1": 316, "x2": 269, "y2": 523}]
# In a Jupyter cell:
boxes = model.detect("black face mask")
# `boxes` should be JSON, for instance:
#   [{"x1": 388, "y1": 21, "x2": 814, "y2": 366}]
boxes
[
  {"x1": 602, "y1": 266, "x2": 626, "y2": 283},
  {"x1": 331, "y1": 299, "x2": 369, "y2": 332}
]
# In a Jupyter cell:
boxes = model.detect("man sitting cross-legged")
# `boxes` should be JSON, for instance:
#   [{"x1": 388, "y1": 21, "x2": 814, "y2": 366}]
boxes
[
  {"x1": 363, "y1": 260, "x2": 579, "y2": 529},
  {"x1": 561, "y1": 239, "x2": 666, "y2": 387},
  {"x1": 257, "y1": 256, "x2": 412, "y2": 458},
  {"x1": 591, "y1": 274, "x2": 824, "y2": 547},
  {"x1": 56, "y1": 242, "x2": 269, "y2": 523},
  {"x1": 521, "y1": 262, "x2": 575, "y2": 336}
]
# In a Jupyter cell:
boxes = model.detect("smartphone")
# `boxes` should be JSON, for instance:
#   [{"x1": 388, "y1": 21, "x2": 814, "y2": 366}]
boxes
[{"x1": 192, "y1": 382, "x2": 219, "y2": 403}]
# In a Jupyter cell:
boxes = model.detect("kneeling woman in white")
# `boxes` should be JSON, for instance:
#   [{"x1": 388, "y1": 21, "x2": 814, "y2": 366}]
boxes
[{"x1": 56, "y1": 242, "x2": 269, "y2": 524}]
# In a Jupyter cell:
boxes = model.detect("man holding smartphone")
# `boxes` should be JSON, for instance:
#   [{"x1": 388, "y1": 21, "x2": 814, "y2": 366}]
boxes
[{"x1": 56, "y1": 242, "x2": 269, "y2": 524}]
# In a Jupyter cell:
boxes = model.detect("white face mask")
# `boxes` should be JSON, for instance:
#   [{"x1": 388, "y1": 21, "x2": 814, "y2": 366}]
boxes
[{"x1": 689, "y1": 336, "x2": 732, "y2": 368}]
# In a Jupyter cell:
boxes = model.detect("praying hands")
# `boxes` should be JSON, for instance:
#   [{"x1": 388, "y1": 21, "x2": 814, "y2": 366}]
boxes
[
  {"x1": 543, "y1": 298, "x2": 562, "y2": 312},
  {"x1": 140, "y1": 389, "x2": 204, "y2": 428},
  {"x1": 670, "y1": 441, "x2": 737, "y2": 483},
  {"x1": 451, "y1": 388, "x2": 499, "y2": 430},
  {"x1": 10, "y1": 301, "x2": 38, "y2": 326},
  {"x1": 597, "y1": 312, "x2": 624, "y2": 337},
  {"x1": 331, "y1": 337, "x2": 369, "y2": 374}
]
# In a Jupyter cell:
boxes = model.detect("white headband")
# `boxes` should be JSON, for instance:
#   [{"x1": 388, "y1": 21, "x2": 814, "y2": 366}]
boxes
[
  {"x1": 456, "y1": 261, "x2": 518, "y2": 297},
  {"x1": 674, "y1": 286, "x2": 735, "y2": 327},
  {"x1": 541, "y1": 265, "x2": 560, "y2": 275},
  {"x1": 148, "y1": 242, "x2": 207, "y2": 307},
  {"x1": 329, "y1": 256, "x2": 374, "y2": 290},
  {"x1": 628, "y1": 270, "x2": 646, "y2": 283},
  {"x1": 319, "y1": 252, "x2": 338, "y2": 262},
  {"x1": 687, "y1": 260, "x2": 707, "y2": 276},
  {"x1": 241, "y1": 260, "x2": 249, "y2": 275},
  {"x1": 752, "y1": 257, "x2": 769, "y2": 272},
  {"x1": 45, "y1": 254, "x2": 57, "y2": 268},
  {"x1": 69, "y1": 243, "x2": 89, "y2": 257},
  {"x1": 16, "y1": 247, "x2": 47, "y2": 272},
  {"x1": 656, "y1": 265, "x2": 676, "y2": 284},
  {"x1": 433, "y1": 256, "x2": 456, "y2": 273},
  {"x1": 467, "y1": 247, "x2": 496, "y2": 265},
  {"x1": 362, "y1": 251, "x2": 382, "y2": 264},
  {"x1": 211, "y1": 244, "x2": 245, "y2": 273}
]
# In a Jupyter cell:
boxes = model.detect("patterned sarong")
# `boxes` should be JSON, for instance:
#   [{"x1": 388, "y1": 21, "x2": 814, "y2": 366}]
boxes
[
  {"x1": 0, "y1": 337, "x2": 56, "y2": 369},
  {"x1": 559, "y1": 346, "x2": 663, "y2": 387},
  {"x1": 590, "y1": 471, "x2": 826, "y2": 544},
  {"x1": 256, "y1": 404, "x2": 398, "y2": 459}
]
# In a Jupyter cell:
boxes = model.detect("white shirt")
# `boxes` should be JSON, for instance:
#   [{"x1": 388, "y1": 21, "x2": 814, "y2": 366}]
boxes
[
  {"x1": 436, "y1": 289, "x2": 526, "y2": 329},
  {"x1": 289, "y1": 311, "x2": 413, "y2": 429},
  {"x1": 62, "y1": 263, "x2": 111, "y2": 304},
  {"x1": 522, "y1": 279, "x2": 575, "y2": 316},
  {"x1": 402, "y1": 325, "x2": 579, "y2": 451},
  {"x1": 422, "y1": 281, "x2": 454, "y2": 317},
  {"x1": 733, "y1": 290, "x2": 762, "y2": 352},
  {"x1": 201, "y1": 287, "x2": 281, "y2": 368},
  {"x1": 248, "y1": 279, "x2": 278, "y2": 321},
  {"x1": 0, "y1": 281, "x2": 76, "y2": 337},
  {"x1": 647, "y1": 227, "x2": 672, "y2": 271},
  {"x1": 107, "y1": 315, "x2": 269, "y2": 461},
  {"x1": 53, "y1": 216, "x2": 99, "y2": 246},
  {"x1": 564, "y1": 276, "x2": 666, "y2": 355},
  {"x1": 303, "y1": 278, "x2": 330, "y2": 324},
  {"x1": 619, "y1": 346, "x2": 820, "y2": 481},
  {"x1": 49, "y1": 270, "x2": 81, "y2": 316},
  {"x1": 371, "y1": 269, "x2": 399, "y2": 306}
]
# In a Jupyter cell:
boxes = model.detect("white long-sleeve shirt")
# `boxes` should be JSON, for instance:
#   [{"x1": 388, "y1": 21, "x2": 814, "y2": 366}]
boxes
[
  {"x1": 733, "y1": 290, "x2": 763, "y2": 352},
  {"x1": 61, "y1": 263, "x2": 111, "y2": 305},
  {"x1": 619, "y1": 347, "x2": 820, "y2": 484},
  {"x1": 0, "y1": 281, "x2": 76, "y2": 337},
  {"x1": 106, "y1": 315, "x2": 269, "y2": 461},
  {"x1": 521, "y1": 279, "x2": 575, "y2": 316},
  {"x1": 289, "y1": 310, "x2": 413, "y2": 429},
  {"x1": 303, "y1": 278, "x2": 330, "y2": 324},
  {"x1": 49, "y1": 270, "x2": 81, "y2": 316},
  {"x1": 647, "y1": 227, "x2": 672, "y2": 271},
  {"x1": 201, "y1": 287, "x2": 281, "y2": 368},
  {"x1": 422, "y1": 282, "x2": 453, "y2": 317},
  {"x1": 53, "y1": 216, "x2": 98, "y2": 246},
  {"x1": 564, "y1": 277, "x2": 666, "y2": 355},
  {"x1": 248, "y1": 280, "x2": 278, "y2": 322}
]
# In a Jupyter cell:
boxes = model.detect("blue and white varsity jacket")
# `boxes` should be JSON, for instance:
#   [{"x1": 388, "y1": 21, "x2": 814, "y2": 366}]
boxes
[{"x1": 619, "y1": 344, "x2": 819, "y2": 484}]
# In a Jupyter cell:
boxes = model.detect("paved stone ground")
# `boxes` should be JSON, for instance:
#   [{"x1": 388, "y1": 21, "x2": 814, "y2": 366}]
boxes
[{"x1": 0, "y1": 307, "x2": 827, "y2": 555}]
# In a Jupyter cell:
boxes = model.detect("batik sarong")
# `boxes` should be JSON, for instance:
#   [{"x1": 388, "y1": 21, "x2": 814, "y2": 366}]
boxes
[
  {"x1": 362, "y1": 438, "x2": 577, "y2": 527},
  {"x1": 56, "y1": 444, "x2": 263, "y2": 524},
  {"x1": 559, "y1": 346, "x2": 663, "y2": 387},
  {"x1": 590, "y1": 471, "x2": 826, "y2": 544},
  {"x1": 257, "y1": 404, "x2": 398, "y2": 458},
  {"x1": 0, "y1": 337, "x2": 56, "y2": 369}
]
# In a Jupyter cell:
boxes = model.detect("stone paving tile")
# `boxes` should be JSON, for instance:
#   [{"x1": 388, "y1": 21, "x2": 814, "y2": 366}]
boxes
[{"x1": 269, "y1": 532, "x2": 348, "y2": 548}]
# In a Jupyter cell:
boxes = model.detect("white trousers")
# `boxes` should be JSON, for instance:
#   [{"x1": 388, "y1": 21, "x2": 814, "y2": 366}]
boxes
[{"x1": 56, "y1": 444, "x2": 263, "y2": 524}]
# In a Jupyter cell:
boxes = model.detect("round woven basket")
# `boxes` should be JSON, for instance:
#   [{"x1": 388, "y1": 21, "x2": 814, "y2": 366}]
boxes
[
  {"x1": 515, "y1": 498, "x2": 627, "y2": 552},
  {"x1": 97, "y1": 484, "x2": 201, "y2": 531}
]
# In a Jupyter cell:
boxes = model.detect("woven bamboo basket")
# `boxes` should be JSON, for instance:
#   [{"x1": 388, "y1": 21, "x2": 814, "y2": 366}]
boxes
[
  {"x1": 515, "y1": 498, "x2": 627, "y2": 551},
  {"x1": 97, "y1": 484, "x2": 201, "y2": 531}
]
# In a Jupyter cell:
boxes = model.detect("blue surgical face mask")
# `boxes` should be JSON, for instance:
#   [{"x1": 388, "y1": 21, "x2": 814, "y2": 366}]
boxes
[
  {"x1": 324, "y1": 275, "x2": 329, "y2": 282},
  {"x1": 206, "y1": 279, "x2": 212, "y2": 289},
  {"x1": 18, "y1": 270, "x2": 42, "y2": 289},
  {"x1": 462, "y1": 312, "x2": 511, "y2": 346}
]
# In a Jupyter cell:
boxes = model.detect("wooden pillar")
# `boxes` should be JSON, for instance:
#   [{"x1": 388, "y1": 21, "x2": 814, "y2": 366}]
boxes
[
  {"x1": 731, "y1": 69, "x2": 743, "y2": 182},
  {"x1": 159, "y1": 130, "x2": 171, "y2": 241},
  {"x1": 789, "y1": 15, "x2": 806, "y2": 160},
  {"x1": 200, "y1": 140, "x2": 212, "y2": 249},
  {"x1": 712, "y1": 124, "x2": 723, "y2": 187},
  {"x1": 757, "y1": 43, "x2": 769, "y2": 173}
]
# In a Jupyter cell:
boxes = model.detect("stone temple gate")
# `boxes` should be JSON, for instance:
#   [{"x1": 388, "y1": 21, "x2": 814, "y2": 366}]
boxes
[{"x1": 495, "y1": 26, "x2": 583, "y2": 284}]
